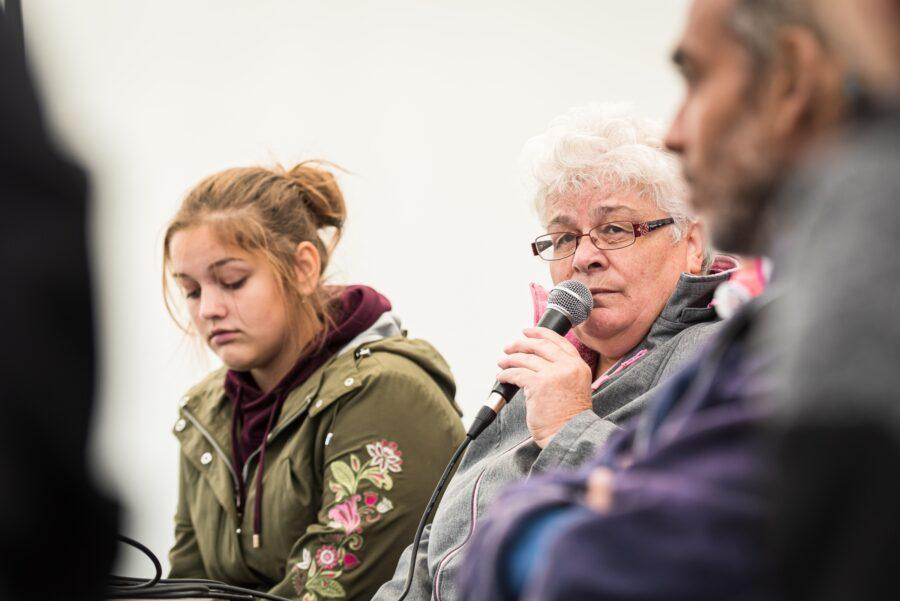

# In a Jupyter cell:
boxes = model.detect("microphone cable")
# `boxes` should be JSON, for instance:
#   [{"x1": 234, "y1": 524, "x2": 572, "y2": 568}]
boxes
[
  {"x1": 396, "y1": 434, "x2": 473, "y2": 601},
  {"x1": 395, "y1": 280, "x2": 593, "y2": 599},
  {"x1": 107, "y1": 535, "x2": 293, "y2": 600}
]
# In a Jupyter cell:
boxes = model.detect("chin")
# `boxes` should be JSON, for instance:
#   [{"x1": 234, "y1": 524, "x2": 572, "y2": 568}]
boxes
[
  {"x1": 215, "y1": 349, "x2": 257, "y2": 372},
  {"x1": 576, "y1": 318, "x2": 622, "y2": 348}
]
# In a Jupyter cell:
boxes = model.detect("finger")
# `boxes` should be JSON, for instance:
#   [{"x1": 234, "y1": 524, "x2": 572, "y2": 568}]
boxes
[
  {"x1": 503, "y1": 337, "x2": 567, "y2": 362},
  {"x1": 498, "y1": 352, "x2": 550, "y2": 372},
  {"x1": 523, "y1": 327, "x2": 581, "y2": 358},
  {"x1": 495, "y1": 367, "x2": 534, "y2": 388},
  {"x1": 584, "y1": 468, "x2": 615, "y2": 513}
]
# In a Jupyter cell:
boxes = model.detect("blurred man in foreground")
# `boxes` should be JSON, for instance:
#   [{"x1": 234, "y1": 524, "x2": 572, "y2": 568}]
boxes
[
  {"x1": 458, "y1": 1, "x2": 848, "y2": 598},
  {"x1": 770, "y1": 0, "x2": 900, "y2": 598}
]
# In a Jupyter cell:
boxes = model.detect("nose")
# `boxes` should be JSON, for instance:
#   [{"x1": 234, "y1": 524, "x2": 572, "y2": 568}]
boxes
[
  {"x1": 665, "y1": 103, "x2": 686, "y2": 155},
  {"x1": 198, "y1": 286, "x2": 228, "y2": 321},
  {"x1": 571, "y1": 235, "x2": 609, "y2": 275}
]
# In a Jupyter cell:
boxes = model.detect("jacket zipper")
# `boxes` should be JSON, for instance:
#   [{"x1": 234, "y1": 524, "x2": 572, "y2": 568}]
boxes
[
  {"x1": 181, "y1": 402, "x2": 311, "y2": 531},
  {"x1": 180, "y1": 408, "x2": 242, "y2": 508},
  {"x1": 433, "y1": 469, "x2": 487, "y2": 601},
  {"x1": 433, "y1": 437, "x2": 534, "y2": 601}
]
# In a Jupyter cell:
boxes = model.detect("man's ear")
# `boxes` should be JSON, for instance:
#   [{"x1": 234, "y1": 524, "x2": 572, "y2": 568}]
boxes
[
  {"x1": 768, "y1": 27, "x2": 844, "y2": 139},
  {"x1": 293, "y1": 241, "x2": 321, "y2": 296},
  {"x1": 685, "y1": 221, "x2": 706, "y2": 275}
]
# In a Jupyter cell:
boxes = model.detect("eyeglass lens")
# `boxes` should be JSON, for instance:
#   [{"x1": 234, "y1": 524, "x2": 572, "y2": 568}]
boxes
[{"x1": 536, "y1": 222, "x2": 636, "y2": 260}]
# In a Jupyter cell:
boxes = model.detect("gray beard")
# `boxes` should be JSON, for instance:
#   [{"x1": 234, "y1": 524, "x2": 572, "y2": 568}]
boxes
[
  {"x1": 703, "y1": 174, "x2": 780, "y2": 256},
  {"x1": 692, "y1": 117, "x2": 786, "y2": 257}
]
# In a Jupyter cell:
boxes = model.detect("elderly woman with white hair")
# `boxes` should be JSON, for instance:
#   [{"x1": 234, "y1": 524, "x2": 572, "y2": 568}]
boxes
[{"x1": 372, "y1": 103, "x2": 736, "y2": 601}]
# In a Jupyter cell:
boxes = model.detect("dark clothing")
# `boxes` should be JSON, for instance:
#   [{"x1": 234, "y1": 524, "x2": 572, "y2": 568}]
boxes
[
  {"x1": 770, "y1": 106, "x2": 900, "y2": 601},
  {"x1": 0, "y1": 11, "x2": 117, "y2": 600},
  {"x1": 459, "y1": 300, "x2": 776, "y2": 601}
]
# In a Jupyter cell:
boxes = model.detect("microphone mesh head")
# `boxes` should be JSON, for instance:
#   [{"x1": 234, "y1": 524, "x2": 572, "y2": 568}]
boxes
[{"x1": 547, "y1": 280, "x2": 594, "y2": 326}]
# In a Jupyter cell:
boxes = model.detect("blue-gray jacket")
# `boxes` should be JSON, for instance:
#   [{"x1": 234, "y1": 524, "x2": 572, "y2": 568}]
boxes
[{"x1": 372, "y1": 264, "x2": 734, "y2": 601}]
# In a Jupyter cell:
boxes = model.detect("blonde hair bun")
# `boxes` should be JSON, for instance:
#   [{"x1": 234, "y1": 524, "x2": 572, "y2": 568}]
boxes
[{"x1": 283, "y1": 161, "x2": 347, "y2": 232}]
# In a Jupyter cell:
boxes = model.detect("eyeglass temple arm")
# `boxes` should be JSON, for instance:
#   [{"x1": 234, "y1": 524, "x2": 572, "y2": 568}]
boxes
[{"x1": 633, "y1": 218, "x2": 675, "y2": 238}]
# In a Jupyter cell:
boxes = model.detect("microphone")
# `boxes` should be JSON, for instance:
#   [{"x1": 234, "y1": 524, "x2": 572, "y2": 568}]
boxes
[
  {"x1": 466, "y1": 280, "x2": 594, "y2": 439},
  {"x1": 395, "y1": 280, "x2": 594, "y2": 601}
]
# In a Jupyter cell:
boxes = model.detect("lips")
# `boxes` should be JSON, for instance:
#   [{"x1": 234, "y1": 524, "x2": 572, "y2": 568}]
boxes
[{"x1": 208, "y1": 329, "x2": 240, "y2": 345}]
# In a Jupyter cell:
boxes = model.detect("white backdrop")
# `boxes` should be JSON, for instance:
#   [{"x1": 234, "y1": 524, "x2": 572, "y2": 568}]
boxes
[{"x1": 21, "y1": 0, "x2": 690, "y2": 576}]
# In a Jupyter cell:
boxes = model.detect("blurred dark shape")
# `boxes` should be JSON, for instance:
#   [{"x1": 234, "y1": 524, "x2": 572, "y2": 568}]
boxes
[
  {"x1": 770, "y1": 99, "x2": 900, "y2": 601},
  {"x1": 769, "y1": 4, "x2": 900, "y2": 594},
  {"x1": 0, "y1": 9, "x2": 117, "y2": 600},
  {"x1": 3, "y1": 0, "x2": 23, "y2": 59}
]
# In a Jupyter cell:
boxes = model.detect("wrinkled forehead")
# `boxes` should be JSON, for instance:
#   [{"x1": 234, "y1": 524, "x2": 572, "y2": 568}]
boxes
[{"x1": 543, "y1": 187, "x2": 658, "y2": 229}]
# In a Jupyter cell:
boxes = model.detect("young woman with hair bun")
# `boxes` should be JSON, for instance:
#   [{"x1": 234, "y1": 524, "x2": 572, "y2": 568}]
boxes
[{"x1": 163, "y1": 161, "x2": 464, "y2": 600}]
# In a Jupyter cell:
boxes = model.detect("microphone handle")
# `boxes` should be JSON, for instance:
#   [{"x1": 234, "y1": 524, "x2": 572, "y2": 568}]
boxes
[
  {"x1": 466, "y1": 308, "x2": 574, "y2": 439},
  {"x1": 490, "y1": 380, "x2": 519, "y2": 404}
]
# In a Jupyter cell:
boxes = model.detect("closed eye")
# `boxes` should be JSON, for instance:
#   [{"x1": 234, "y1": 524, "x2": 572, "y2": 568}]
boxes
[{"x1": 221, "y1": 277, "x2": 247, "y2": 291}]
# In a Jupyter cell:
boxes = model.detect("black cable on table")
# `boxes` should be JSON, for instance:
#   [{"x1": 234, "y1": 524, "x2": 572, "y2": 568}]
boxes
[{"x1": 107, "y1": 538, "x2": 293, "y2": 600}]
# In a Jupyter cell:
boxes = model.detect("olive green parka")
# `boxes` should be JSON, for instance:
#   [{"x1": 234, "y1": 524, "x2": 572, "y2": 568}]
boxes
[{"x1": 169, "y1": 314, "x2": 464, "y2": 601}]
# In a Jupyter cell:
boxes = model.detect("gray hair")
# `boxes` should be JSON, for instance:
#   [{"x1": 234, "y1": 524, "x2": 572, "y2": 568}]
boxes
[
  {"x1": 522, "y1": 103, "x2": 709, "y2": 266},
  {"x1": 729, "y1": 0, "x2": 823, "y2": 73}
]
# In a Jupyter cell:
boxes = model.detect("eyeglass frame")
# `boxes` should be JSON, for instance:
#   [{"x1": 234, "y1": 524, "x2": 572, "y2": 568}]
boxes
[{"x1": 530, "y1": 217, "x2": 676, "y2": 261}]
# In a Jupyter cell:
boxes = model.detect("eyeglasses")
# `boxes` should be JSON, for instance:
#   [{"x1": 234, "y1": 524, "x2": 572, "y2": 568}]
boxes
[{"x1": 531, "y1": 218, "x2": 676, "y2": 261}]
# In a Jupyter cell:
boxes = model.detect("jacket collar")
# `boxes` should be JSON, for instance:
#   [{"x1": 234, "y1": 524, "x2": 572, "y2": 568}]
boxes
[{"x1": 653, "y1": 255, "x2": 738, "y2": 327}]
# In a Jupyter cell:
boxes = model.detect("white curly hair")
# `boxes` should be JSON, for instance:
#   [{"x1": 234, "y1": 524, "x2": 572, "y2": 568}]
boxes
[{"x1": 521, "y1": 103, "x2": 705, "y2": 265}]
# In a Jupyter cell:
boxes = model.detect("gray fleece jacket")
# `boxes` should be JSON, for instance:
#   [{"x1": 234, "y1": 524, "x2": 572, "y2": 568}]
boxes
[{"x1": 371, "y1": 263, "x2": 735, "y2": 601}]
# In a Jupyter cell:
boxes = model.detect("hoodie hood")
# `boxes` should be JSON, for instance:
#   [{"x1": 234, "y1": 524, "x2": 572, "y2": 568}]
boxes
[{"x1": 333, "y1": 312, "x2": 458, "y2": 408}]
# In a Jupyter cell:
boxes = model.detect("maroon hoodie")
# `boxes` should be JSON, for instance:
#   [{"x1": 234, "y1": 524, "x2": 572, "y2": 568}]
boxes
[{"x1": 223, "y1": 284, "x2": 392, "y2": 544}]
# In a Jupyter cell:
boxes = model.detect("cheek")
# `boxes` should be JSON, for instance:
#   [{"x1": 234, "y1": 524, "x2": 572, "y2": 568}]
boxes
[
  {"x1": 231, "y1": 281, "x2": 291, "y2": 341},
  {"x1": 612, "y1": 254, "x2": 652, "y2": 296},
  {"x1": 244, "y1": 294, "x2": 288, "y2": 337},
  {"x1": 704, "y1": 78, "x2": 751, "y2": 148},
  {"x1": 549, "y1": 261, "x2": 572, "y2": 285},
  {"x1": 686, "y1": 87, "x2": 734, "y2": 158},
  {"x1": 185, "y1": 303, "x2": 202, "y2": 327},
  {"x1": 691, "y1": 95, "x2": 722, "y2": 157},
  {"x1": 618, "y1": 246, "x2": 681, "y2": 304}
]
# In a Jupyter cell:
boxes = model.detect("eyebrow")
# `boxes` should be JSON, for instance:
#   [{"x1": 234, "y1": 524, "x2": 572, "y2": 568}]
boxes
[
  {"x1": 591, "y1": 204, "x2": 641, "y2": 220},
  {"x1": 172, "y1": 257, "x2": 243, "y2": 279},
  {"x1": 672, "y1": 47, "x2": 686, "y2": 68},
  {"x1": 546, "y1": 205, "x2": 643, "y2": 231},
  {"x1": 546, "y1": 214, "x2": 577, "y2": 230}
]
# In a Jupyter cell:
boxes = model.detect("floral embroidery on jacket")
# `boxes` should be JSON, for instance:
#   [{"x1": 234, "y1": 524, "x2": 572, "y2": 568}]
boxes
[{"x1": 291, "y1": 439, "x2": 403, "y2": 599}]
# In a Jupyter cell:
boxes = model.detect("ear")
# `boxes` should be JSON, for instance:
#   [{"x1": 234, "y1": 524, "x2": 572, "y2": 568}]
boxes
[
  {"x1": 292, "y1": 241, "x2": 321, "y2": 296},
  {"x1": 684, "y1": 221, "x2": 706, "y2": 275},
  {"x1": 768, "y1": 27, "x2": 842, "y2": 139}
]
